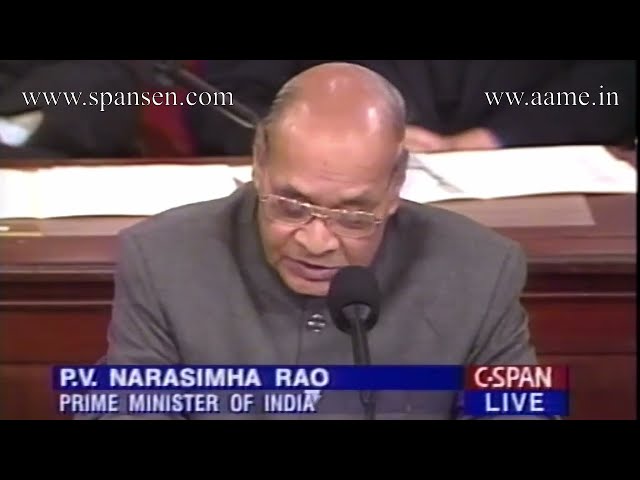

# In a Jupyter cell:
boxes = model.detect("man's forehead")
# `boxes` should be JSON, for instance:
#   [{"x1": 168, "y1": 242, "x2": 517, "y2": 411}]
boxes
[
  {"x1": 268, "y1": 132, "x2": 399, "y2": 172},
  {"x1": 263, "y1": 166, "x2": 388, "y2": 209},
  {"x1": 272, "y1": 107, "x2": 399, "y2": 153},
  {"x1": 260, "y1": 115, "x2": 402, "y2": 204}
]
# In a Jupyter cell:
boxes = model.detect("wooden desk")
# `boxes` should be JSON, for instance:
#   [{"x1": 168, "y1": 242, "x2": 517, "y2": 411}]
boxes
[{"x1": 0, "y1": 160, "x2": 636, "y2": 420}]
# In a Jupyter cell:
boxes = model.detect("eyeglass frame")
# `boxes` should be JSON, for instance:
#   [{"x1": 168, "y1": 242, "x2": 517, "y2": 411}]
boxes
[
  {"x1": 257, "y1": 193, "x2": 387, "y2": 239},
  {"x1": 252, "y1": 145, "x2": 408, "y2": 239}
]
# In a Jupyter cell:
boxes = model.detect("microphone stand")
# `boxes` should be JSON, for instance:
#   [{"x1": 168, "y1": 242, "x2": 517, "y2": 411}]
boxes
[
  {"x1": 153, "y1": 60, "x2": 260, "y2": 130},
  {"x1": 349, "y1": 308, "x2": 377, "y2": 421}
]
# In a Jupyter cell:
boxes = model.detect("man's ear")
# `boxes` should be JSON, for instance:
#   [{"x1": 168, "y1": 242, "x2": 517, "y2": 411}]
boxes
[
  {"x1": 386, "y1": 149, "x2": 408, "y2": 216},
  {"x1": 252, "y1": 165, "x2": 259, "y2": 188},
  {"x1": 385, "y1": 179, "x2": 404, "y2": 216},
  {"x1": 251, "y1": 123, "x2": 268, "y2": 189},
  {"x1": 252, "y1": 160, "x2": 263, "y2": 191},
  {"x1": 387, "y1": 196, "x2": 401, "y2": 217}
]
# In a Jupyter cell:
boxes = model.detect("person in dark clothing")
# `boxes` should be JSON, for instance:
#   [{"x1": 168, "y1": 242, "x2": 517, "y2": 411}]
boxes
[
  {"x1": 188, "y1": 60, "x2": 636, "y2": 155},
  {"x1": 0, "y1": 60, "x2": 141, "y2": 159}
]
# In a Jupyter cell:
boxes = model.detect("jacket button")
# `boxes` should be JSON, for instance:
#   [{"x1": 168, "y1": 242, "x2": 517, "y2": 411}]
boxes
[{"x1": 306, "y1": 313, "x2": 326, "y2": 332}]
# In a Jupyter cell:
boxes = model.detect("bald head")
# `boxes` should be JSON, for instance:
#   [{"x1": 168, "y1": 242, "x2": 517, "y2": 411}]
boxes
[
  {"x1": 252, "y1": 64, "x2": 409, "y2": 298},
  {"x1": 255, "y1": 62, "x2": 407, "y2": 160}
]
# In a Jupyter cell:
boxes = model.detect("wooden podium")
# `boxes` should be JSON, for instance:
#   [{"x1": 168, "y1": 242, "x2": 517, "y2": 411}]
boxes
[{"x1": 0, "y1": 157, "x2": 636, "y2": 420}]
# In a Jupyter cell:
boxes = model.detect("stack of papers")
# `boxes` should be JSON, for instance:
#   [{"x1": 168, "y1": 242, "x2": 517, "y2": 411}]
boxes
[
  {"x1": 401, "y1": 145, "x2": 636, "y2": 204},
  {"x1": 0, "y1": 145, "x2": 636, "y2": 220},
  {"x1": 0, "y1": 164, "x2": 245, "y2": 219}
]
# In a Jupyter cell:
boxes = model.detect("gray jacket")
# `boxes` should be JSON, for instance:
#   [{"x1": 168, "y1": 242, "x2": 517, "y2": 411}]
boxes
[{"x1": 81, "y1": 183, "x2": 538, "y2": 420}]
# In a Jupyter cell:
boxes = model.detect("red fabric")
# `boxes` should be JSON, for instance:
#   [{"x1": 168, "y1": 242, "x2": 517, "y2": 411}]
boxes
[{"x1": 139, "y1": 60, "x2": 204, "y2": 157}]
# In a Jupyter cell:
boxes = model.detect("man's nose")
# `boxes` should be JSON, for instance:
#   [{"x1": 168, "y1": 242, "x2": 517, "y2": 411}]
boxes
[{"x1": 294, "y1": 217, "x2": 340, "y2": 255}]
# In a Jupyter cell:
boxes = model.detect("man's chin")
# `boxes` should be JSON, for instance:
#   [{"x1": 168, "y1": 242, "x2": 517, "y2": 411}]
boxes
[{"x1": 282, "y1": 274, "x2": 330, "y2": 297}]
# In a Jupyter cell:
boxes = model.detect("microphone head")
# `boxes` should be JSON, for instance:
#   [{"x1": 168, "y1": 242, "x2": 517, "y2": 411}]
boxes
[{"x1": 327, "y1": 266, "x2": 380, "y2": 334}]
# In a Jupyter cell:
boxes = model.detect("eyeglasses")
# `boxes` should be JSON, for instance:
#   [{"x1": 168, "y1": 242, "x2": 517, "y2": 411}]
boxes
[{"x1": 259, "y1": 194, "x2": 384, "y2": 239}]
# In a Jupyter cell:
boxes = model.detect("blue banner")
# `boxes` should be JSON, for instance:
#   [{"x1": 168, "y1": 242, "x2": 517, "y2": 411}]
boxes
[
  {"x1": 463, "y1": 390, "x2": 569, "y2": 416},
  {"x1": 53, "y1": 365, "x2": 465, "y2": 391}
]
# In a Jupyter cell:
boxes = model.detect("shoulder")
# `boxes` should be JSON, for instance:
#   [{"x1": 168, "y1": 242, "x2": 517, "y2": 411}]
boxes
[
  {"x1": 399, "y1": 199, "x2": 523, "y2": 260},
  {"x1": 393, "y1": 200, "x2": 527, "y2": 294},
  {"x1": 394, "y1": 201, "x2": 529, "y2": 337},
  {"x1": 116, "y1": 186, "x2": 247, "y2": 259}
]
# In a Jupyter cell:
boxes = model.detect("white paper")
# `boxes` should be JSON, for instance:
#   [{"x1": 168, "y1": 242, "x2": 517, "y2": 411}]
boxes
[
  {"x1": 230, "y1": 165, "x2": 254, "y2": 184},
  {"x1": 400, "y1": 168, "x2": 469, "y2": 203},
  {"x1": 0, "y1": 145, "x2": 636, "y2": 220},
  {"x1": 0, "y1": 169, "x2": 40, "y2": 218},
  {"x1": 403, "y1": 145, "x2": 637, "y2": 203},
  {"x1": 0, "y1": 164, "x2": 239, "y2": 219}
]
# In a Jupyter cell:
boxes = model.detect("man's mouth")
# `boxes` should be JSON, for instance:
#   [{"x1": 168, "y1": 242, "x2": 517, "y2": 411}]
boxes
[{"x1": 285, "y1": 258, "x2": 340, "y2": 281}]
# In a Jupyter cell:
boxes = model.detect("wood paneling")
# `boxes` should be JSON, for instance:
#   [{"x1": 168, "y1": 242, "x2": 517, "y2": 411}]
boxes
[
  {"x1": 523, "y1": 295, "x2": 636, "y2": 354},
  {"x1": 537, "y1": 355, "x2": 636, "y2": 420}
]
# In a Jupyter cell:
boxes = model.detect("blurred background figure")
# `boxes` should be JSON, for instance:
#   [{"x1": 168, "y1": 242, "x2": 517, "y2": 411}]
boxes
[
  {"x1": 0, "y1": 60, "x2": 141, "y2": 159},
  {"x1": 187, "y1": 60, "x2": 636, "y2": 156}
]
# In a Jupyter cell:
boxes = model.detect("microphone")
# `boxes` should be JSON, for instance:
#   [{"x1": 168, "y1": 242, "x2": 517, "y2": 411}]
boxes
[
  {"x1": 153, "y1": 60, "x2": 260, "y2": 130},
  {"x1": 327, "y1": 266, "x2": 380, "y2": 420}
]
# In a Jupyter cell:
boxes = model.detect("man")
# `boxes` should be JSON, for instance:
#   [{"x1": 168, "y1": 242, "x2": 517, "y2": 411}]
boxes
[
  {"x1": 0, "y1": 60, "x2": 140, "y2": 159},
  {"x1": 189, "y1": 60, "x2": 635, "y2": 155},
  {"x1": 90, "y1": 63, "x2": 538, "y2": 419}
]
